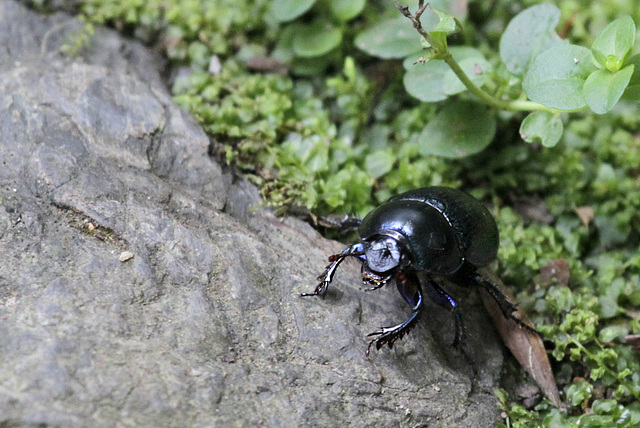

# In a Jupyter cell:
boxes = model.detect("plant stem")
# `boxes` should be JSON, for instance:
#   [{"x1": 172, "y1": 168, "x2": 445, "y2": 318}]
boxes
[{"x1": 440, "y1": 52, "x2": 525, "y2": 111}]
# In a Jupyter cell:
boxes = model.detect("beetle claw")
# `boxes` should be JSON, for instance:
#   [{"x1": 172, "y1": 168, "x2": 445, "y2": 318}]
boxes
[
  {"x1": 364, "y1": 309, "x2": 421, "y2": 356},
  {"x1": 366, "y1": 327, "x2": 406, "y2": 356},
  {"x1": 300, "y1": 281, "x2": 330, "y2": 298},
  {"x1": 303, "y1": 243, "x2": 366, "y2": 298}
]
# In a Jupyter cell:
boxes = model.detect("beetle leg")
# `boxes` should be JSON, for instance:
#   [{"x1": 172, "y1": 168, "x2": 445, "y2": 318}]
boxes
[
  {"x1": 366, "y1": 271, "x2": 423, "y2": 354},
  {"x1": 420, "y1": 279, "x2": 466, "y2": 348},
  {"x1": 451, "y1": 263, "x2": 538, "y2": 334},
  {"x1": 362, "y1": 266, "x2": 393, "y2": 291},
  {"x1": 366, "y1": 307, "x2": 422, "y2": 355},
  {"x1": 473, "y1": 274, "x2": 538, "y2": 334},
  {"x1": 316, "y1": 214, "x2": 362, "y2": 234},
  {"x1": 301, "y1": 243, "x2": 364, "y2": 298}
]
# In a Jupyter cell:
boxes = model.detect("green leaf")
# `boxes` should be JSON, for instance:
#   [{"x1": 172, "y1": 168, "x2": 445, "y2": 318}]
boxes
[
  {"x1": 591, "y1": 15, "x2": 636, "y2": 70},
  {"x1": 598, "y1": 325, "x2": 627, "y2": 342},
  {"x1": 421, "y1": 7, "x2": 463, "y2": 51},
  {"x1": 523, "y1": 44, "x2": 598, "y2": 110},
  {"x1": 566, "y1": 379, "x2": 593, "y2": 406},
  {"x1": 272, "y1": 0, "x2": 316, "y2": 22},
  {"x1": 433, "y1": 8, "x2": 461, "y2": 34},
  {"x1": 403, "y1": 60, "x2": 449, "y2": 102},
  {"x1": 584, "y1": 65, "x2": 634, "y2": 114},
  {"x1": 328, "y1": 0, "x2": 365, "y2": 21},
  {"x1": 292, "y1": 21, "x2": 342, "y2": 58},
  {"x1": 365, "y1": 150, "x2": 396, "y2": 179},
  {"x1": 621, "y1": 54, "x2": 640, "y2": 100},
  {"x1": 500, "y1": 4, "x2": 566, "y2": 75},
  {"x1": 355, "y1": 12, "x2": 438, "y2": 59},
  {"x1": 402, "y1": 47, "x2": 486, "y2": 102},
  {"x1": 429, "y1": 32, "x2": 449, "y2": 54},
  {"x1": 519, "y1": 111, "x2": 563, "y2": 147},
  {"x1": 418, "y1": 101, "x2": 496, "y2": 158},
  {"x1": 592, "y1": 400, "x2": 619, "y2": 415}
]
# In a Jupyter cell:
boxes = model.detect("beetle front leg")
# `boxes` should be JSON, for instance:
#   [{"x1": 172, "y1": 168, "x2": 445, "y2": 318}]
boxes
[
  {"x1": 301, "y1": 243, "x2": 364, "y2": 298},
  {"x1": 366, "y1": 271, "x2": 423, "y2": 354}
]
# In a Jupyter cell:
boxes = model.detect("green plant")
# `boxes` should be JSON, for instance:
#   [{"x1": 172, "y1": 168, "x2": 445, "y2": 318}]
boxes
[
  {"x1": 356, "y1": 1, "x2": 639, "y2": 152},
  {"x1": 270, "y1": 0, "x2": 366, "y2": 75},
  {"x1": 81, "y1": 0, "x2": 271, "y2": 66}
]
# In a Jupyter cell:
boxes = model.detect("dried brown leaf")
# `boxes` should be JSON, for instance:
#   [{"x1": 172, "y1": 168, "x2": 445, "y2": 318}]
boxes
[
  {"x1": 540, "y1": 258, "x2": 570, "y2": 287},
  {"x1": 575, "y1": 206, "x2": 595, "y2": 228},
  {"x1": 478, "y1": 267, "x2": 563, "y2": 408},
  {"x1": 623, "y1": 334, "x2": 640, "y2": 351},
  {"x1": 511, "y1": 194, "x2": 554, "y2": 224}
]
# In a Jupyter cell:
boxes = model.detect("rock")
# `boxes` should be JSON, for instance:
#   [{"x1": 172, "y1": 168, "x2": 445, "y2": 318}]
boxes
[
  {"x1": 0, "y1": 1, "x2": 505, "y2": 426},
  {"x1": 119, "y1": 251, "x2": 134, "y2": 262}
]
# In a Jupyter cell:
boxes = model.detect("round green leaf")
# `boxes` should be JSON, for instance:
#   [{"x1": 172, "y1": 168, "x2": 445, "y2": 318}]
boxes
[
  {"x1": 355, "y1": 17, "x2": 424, "y2": 59},
  {"x1": 418, "y1": 101, "x2": 496, "y2": 158},
  {"x1": 365, "y1": 149, "x2": 395, "y2": 179},
  {"x1": 272, "y1": 0, "x2": 316, "y2": 23},
  {"x1": 519, "y1": 111, "x2": 563, "y2": 147},
  {"x1": 403, "y1": 60, "x2": 449, "y2": 102},
  {"x1": 328, "y1": 0, "x2": 365, "y2": 21},
  {"x1": 523, "y1": 44, "x2": 598, "y2": 110},
  {"x1": 292, "y1": 21, "x2": 343, "y2": 58},
  {"x1": 499, "y1": 4, "x2": 565, "y2": 76},
  {"x1": 584, "y1": 65, "x2": 635, "y2": 114},
  {"x1": 592, "y1": 16, "x2": 636, "y2": 69}
]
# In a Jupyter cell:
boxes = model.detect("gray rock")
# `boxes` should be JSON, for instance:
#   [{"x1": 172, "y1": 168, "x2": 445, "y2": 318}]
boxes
[{"x1": 0, "y1": 1, "x2": 505, "y2": 426}]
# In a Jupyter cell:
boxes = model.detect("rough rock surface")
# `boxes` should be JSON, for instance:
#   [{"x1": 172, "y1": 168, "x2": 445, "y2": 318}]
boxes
[{"x1": 0, "y1": 1, "x2": 505, "y2": 426}]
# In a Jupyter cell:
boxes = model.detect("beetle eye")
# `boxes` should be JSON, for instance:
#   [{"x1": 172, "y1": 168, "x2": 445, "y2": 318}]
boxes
[{"x1": 365, "y1": 238, "x2": 401, "y2": 273}]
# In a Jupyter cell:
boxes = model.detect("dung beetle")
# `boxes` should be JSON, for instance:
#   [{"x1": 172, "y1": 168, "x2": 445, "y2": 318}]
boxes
[{"x1": 302, "y1": 186, "x2": 530, "y2": 354}]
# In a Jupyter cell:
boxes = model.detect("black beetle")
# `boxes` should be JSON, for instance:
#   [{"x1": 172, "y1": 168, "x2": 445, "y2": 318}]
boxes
[{"x1": 302, "y1": 186, "x2": 529, "y2": 354}]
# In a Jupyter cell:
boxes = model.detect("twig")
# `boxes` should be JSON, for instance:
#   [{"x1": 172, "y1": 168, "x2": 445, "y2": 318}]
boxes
[{"x1": 395, "y1": 1, "x2": 429, "y2": 32}]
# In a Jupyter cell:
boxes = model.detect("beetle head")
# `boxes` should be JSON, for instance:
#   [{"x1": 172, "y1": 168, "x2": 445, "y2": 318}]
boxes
[{"x1": 361, "y1": 236, "x2": 403, "y2": 287}]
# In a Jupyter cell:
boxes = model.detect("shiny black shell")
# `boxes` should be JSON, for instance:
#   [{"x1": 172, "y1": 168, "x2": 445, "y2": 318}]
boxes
[{"x1": 358, "y1": 187, "x2": 499, "y2": 275}]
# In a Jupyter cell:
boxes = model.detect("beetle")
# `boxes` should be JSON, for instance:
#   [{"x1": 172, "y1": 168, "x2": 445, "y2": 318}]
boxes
[{"x1": 302, "y1": 186, "x2": 531, "y2": 354}]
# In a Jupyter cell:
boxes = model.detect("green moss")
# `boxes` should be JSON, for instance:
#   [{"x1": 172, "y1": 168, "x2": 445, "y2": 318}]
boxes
[{"x1": 81, "y1": 0, "x2": 272, "y2": 60}]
